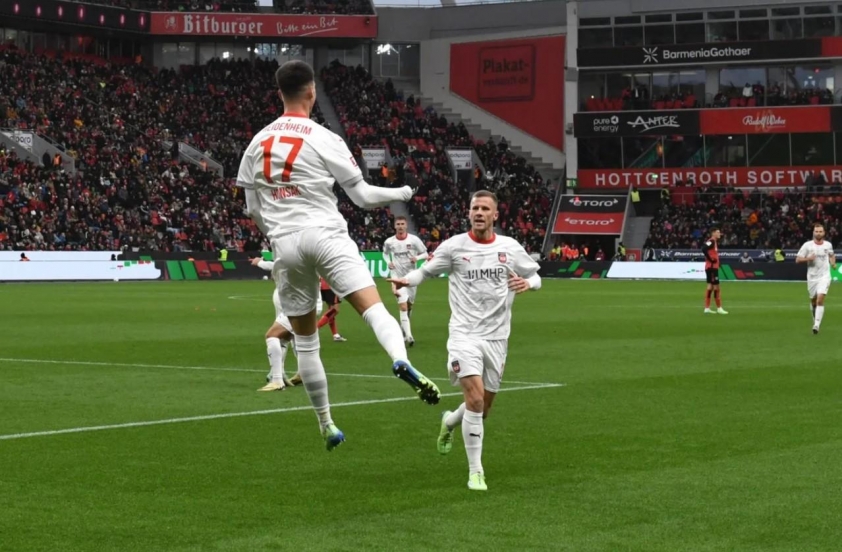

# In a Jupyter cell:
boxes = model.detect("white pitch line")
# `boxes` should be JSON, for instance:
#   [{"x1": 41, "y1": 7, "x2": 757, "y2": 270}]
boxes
[
  {"x1": 0, "y1": 358, "x2": 555, "y2": 387},
  {"x1": 0, "y1": 383, "x2": 564, "y2": 441}
]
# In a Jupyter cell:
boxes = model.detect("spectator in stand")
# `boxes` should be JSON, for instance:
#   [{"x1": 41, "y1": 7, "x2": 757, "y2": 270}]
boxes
[
  {"x1": 65, "y1": 0, "x2": 262, "y2": 11},
  {"x1": 278, "y1": 0, "x2": 374, "y2": 15},
  {"x1": 20, "y1": 252, "x2": 29, "y2": 261},
  {"x1": 646, "y1": 187, "x2": 842, "y2": 251}
]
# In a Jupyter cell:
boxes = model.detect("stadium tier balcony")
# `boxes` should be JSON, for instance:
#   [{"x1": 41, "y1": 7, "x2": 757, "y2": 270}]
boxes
[
  {"x1": 64, "y1": 0, "x2": 260, "y2": 12},
  {"x1": 644, "y1": 187, "x2": 842, "y2": 251},
  {"x1": 583, "y1": 88, "x2": 834, "y2": 112},
  {"x1": 64, "y1": 0, "x2": 375, "y2": 14},
  {"x1": 321, "y1": 62, "x2": 553, "y2": 255}
]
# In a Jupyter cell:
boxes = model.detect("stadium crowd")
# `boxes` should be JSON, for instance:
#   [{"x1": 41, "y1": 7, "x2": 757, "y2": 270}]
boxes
[
  {"x1": 645, "y1": 187, "x2": 842, "y2": 250},
  {"x1": 1, "y1": 47, "x2": 551, "y2": 255},
  {"x1": 65, "y1": 0, "x2": 374, "y2": 14},
  {"x1": 321, "y1": 62, "x2": 553, "y2": 255},
  {"x1": 66, "y1": 0, "x2": 260, "y2": 11}
]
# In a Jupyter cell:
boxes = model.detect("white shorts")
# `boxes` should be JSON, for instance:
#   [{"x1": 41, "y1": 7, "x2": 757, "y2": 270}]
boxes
[
  {"x1": 446, "y1": 336, "x2": 508, "y2": 393},
  {"x1": 808, "y1": 278, "x2": 831, "y2": 299},
  {"x1": 272, "y1": 227, "x2": 374, "y2": 317},
  {"x1": 396, "y1": 285, "x2": 417, "y2": 305}
]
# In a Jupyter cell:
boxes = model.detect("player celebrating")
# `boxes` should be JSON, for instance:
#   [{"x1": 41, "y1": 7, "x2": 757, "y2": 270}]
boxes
[
  {"x1": 702, "y1": 228, "x2": 728, "y2": 314},
  {"x1": 237, "y1": 60, "x2": 440, "y2": 451},
  {"x1": 383, "y1": 216, "x2": 428, "y2": 346},
  {"x1": 388, "y1": 191, "x2": 541, "y2": 491},
  {"x1": 796, "y1": 222, "x2": 836, "y2": 334},
  {"x1": 251, "y1": 257, "x2": 295, "y2": 391}
]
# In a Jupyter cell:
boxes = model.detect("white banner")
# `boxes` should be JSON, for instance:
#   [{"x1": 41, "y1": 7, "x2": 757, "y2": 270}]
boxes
[
  {"x1": 607, "y1": 261, "x2": 707, "y2": 281},
  {"x1": 0, "y1": 251, "x2": 122, "y2": 261},
  {"x1": 361, "y1": 148, "x2": 386, "y2": 169},
  {"x1": 0, "y1": 261, "x2": 161, "y2": 281},
  {"x1": 1, "y1": 131, "x2": 34, "y2": 152},
  {"x1": 447, "y1": 149, "x2": 473, "y2": 170}
]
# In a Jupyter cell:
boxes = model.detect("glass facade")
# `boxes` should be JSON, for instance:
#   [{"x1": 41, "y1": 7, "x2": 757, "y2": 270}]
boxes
[
  {"x1": 578, "y1": 134, "x2": 842, "y2": 170},
  {"x1": 580, "y1": 4, "x2": 842, "y2": 47},
  {"x1": 580, "y1": 64, "x2": 835, "y2": 110},
  {"x1": 0, "y1": 28, "x2": 141, "y2": 59}
]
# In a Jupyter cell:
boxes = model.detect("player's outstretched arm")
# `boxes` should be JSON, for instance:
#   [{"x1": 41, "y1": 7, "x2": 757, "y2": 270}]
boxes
[
  {"x1": 388, "y1": 242, "x2": 453, "y2": 289},
  {"x1": 342, "y1": 179, "x2": 414, "y2": 209},
  {"x1": 250, "y1": 257, "x2": 274, "y2": 272}
]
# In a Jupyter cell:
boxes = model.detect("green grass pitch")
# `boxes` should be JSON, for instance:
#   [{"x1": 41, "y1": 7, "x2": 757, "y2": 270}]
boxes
[{"x1": 2, "y1": 279, "x2": 842, "y2": 551}]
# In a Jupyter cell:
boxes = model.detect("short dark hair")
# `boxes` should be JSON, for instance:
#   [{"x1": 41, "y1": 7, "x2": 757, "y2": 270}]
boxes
[
  {"x1": 275, "y1": 61, "x2": 314, "y2": 100},
  {"x1": 395, "y1": 215, "x2": 407, "y2": 222},
  {"x1": 710, "y1": 227, "x2": 720, "y2": 234},
  {"x1": 814, "y1": 222, "x2": 825, "y2": 230},
  {"x1": 471, "y1": 190, "x2": 498, "y2": 205}
]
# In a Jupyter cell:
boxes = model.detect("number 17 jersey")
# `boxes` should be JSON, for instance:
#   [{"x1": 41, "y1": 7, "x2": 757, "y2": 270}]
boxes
[{"x1": 236, "y1": 113, "x2": 363, "y2": 241}]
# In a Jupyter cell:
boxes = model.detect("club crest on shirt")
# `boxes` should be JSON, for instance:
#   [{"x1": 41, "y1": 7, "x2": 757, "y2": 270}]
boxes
[
  {"x1": 451, "y1": 360, "x2": 461, "y2": 373},
  {"x1": 498, "y1": 252, "x2": 507, "y2": 263}
]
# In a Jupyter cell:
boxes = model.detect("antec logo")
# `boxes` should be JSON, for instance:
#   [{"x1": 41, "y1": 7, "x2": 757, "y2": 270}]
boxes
[
  {"x1": 642, "y1": 47, "x2": 659, "y2": 64},
  {"x1": 627, "y1": 115, "x2": 680, "y2": 133}
]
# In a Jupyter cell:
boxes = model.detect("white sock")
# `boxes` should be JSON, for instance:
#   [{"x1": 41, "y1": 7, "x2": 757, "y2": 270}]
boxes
[
  {"x1": 462, "y1": 409, "x2": 484, "y2": 475},
  {"x1": 399, "y1": 310, "x2": 412, "y2": 339},
  {"x1": 815, "y1": 306, "x2": 825, "y2": 327},
  {"x1": 362, "y1": 303, "x2": 408, "y2": 362},
  {"x1": 294, "y1": 332, "x2": 333, "y2": 427},
  {"x1": 446, "y1": 403, "x2": 466, "y2": 430},
  {"x1": 265, "y1": 337, "x2": 290, "y2": 383}
]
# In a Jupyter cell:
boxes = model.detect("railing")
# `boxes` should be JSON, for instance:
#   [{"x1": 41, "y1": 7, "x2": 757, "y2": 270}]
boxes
[{"x1": 375, "y1": 0, "x2": 545, "y2": 7}]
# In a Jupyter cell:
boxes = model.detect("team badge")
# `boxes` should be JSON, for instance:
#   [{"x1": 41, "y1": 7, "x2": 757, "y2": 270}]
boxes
[
  {"x1": 451, "y1": 360, "x2": 460, "y2": 373},
  {"x1": 498, "y1": 252, "x2": 507, "y2": 263}
]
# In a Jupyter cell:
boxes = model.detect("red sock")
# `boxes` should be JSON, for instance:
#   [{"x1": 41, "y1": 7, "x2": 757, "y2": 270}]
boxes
[
  {"x1": 705, "y1": 289, "x2": 712, "y2": 308},
  {"x1": 317, "y1": 308, "x2": 336, "y2": 329},
  {"x1": 329, "y1": 318, "x2": 338, "y2": 335},
  {"x1": 715, "y1": 290, "x2": 722, "y2": 308}
]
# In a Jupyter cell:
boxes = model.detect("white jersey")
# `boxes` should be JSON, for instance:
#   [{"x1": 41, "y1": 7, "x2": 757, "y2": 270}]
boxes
[
  {"x1": 410, "y1": 232, "x2": 539, "y2": 340},
  {"x1": 236, "y1": 114, "x2": 363, "y2": 240},
  {"x1": 383, "y1": 234, "x2": 428, "y2": 278},
  {"x1": 797, "y1": 240, "x2": 835, "y2": 281}
]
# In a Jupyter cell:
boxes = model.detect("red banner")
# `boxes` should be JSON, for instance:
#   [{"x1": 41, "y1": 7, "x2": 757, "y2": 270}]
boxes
[
  {"x1": 578, "y1": 166, "x2": 842, "y2": 189},
  {"x1": 149, "y1": 13, "x2": 376, "y2": 38},
  {"x1": 700, "y1": 106, "x2": 830, "y2": 134},
  {"x1": 450, "y1": 36, "x2": 564, "y2": 150},
  {"x1": 553, "y1": 212, "x2": 624, "y2": 235}
]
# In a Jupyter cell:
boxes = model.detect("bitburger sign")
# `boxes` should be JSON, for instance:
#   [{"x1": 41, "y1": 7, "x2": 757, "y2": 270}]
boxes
[{"x1": 578, "y1": 38, "x2": 822, "y2": 68}]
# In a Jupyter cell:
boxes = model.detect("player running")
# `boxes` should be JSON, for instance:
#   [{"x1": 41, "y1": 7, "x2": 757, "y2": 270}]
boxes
[
  {"x1": 251, "y1": 256, "x2": 295, "y2": 391},
  {"x1": 388, "y1": 191, "x2": 541, "y2": 491},
  {"x1": 702, "y1": 228, "x2": 728, "y2": 314},
  {"x1": 796, "y1": 222, "x2": 836, "y2": 334},
  {"x1": 237, "y1": 60, "x2": 440, "y2": 451},
  {"x1": 382, "y1": 216, "x2": 428, "y2": 346}
]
